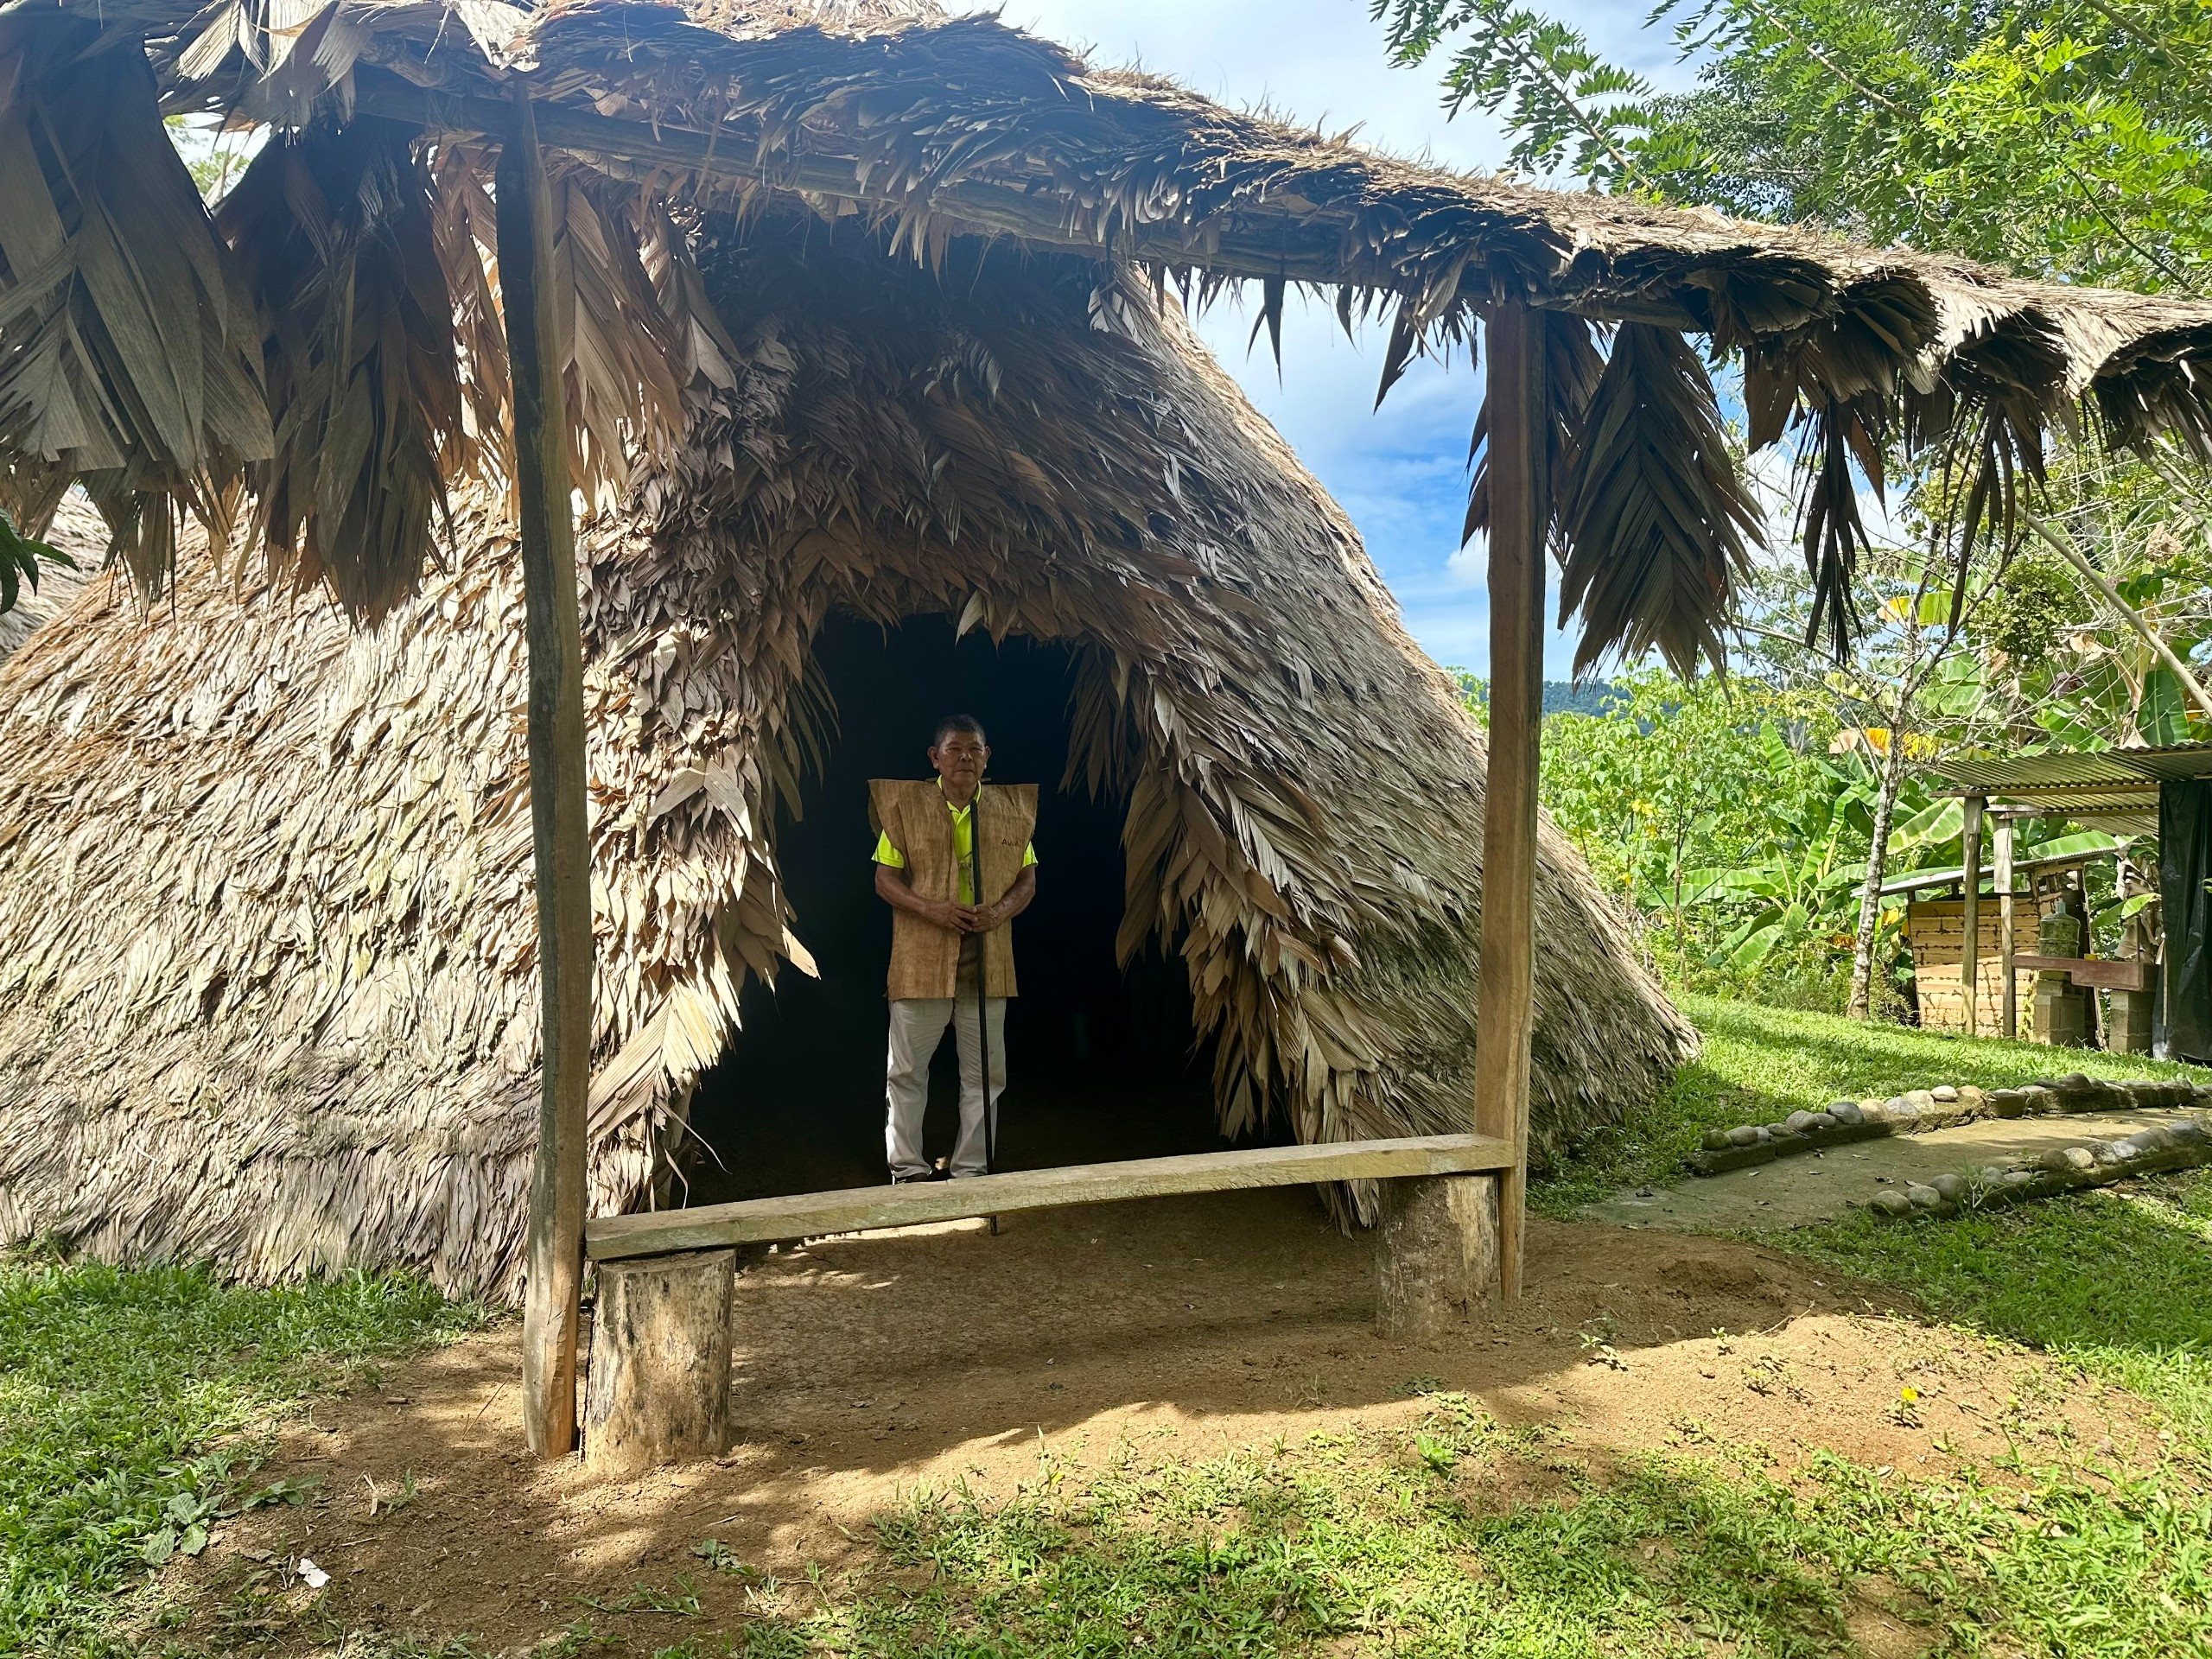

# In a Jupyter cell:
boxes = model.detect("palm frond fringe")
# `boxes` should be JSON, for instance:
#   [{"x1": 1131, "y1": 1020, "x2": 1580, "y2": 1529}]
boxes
[
  {"x1": 3, "y1": 0, "x2": 2210, "y2": 636},
  {"x1": 218, "y1": 119, "x2": 471, "y2": 620},
  {"x1": 0, "y1": 16, "x2": 270, "y2": 595},
  {"x1": 1555, "y1": 324, "x2": 1761, "y2": 678}
]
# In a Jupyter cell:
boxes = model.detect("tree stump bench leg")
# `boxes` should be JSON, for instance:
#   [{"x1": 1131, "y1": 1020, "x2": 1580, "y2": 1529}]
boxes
[
  {"x1": 1376, "y1": 1173, "x2": 1500, "y2": 1338},
  {"x1": 583, "y1": 1248, "x2": 735, "y2": 1475}
]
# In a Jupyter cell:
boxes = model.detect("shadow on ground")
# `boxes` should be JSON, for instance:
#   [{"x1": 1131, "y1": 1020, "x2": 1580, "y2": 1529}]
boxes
[{"x1": 137, "y1": 1181, "x2": 2212, "y2": 1656}]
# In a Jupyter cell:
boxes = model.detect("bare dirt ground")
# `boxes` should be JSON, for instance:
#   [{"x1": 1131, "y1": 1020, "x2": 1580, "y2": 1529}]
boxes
[
  {"x1": 1582, "y1": 1109, "x2": 2196, "y2": 1231},
  {"x1": 153, "y1": 1191, "x2": 2168, "y2": 1655}
]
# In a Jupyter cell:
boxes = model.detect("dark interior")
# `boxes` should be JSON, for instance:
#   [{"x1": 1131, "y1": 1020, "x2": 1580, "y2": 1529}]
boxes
[{"x1": 683, "y1": 613, "x2": 1244, "y2": 1205}]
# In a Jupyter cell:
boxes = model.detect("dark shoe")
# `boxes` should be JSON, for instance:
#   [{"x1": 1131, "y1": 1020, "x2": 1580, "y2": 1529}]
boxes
[{"x1": 891, "y1": 1167, "x2": 948, "y2": 1185}]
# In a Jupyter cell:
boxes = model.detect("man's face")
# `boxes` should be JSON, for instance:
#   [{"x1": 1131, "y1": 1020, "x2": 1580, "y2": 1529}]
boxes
[{"x1": 930, "y1": 729, "x2": 988, "y2": 798}]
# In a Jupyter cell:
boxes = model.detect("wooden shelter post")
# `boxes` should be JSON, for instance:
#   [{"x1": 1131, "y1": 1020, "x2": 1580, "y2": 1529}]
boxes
[
  {"x1": 1994, "y1": 815, "x2": 2018, "y2": 1039},
  {"x1": 498, "y1": 91, "x2": 595, "y2": 1459},
  {"x1": 1471, "y1": 302, "x2": 1548, "y2": 1302},
  {"x1": 1960, "y1": 795, "x2": 1986, "y2": 1038}
]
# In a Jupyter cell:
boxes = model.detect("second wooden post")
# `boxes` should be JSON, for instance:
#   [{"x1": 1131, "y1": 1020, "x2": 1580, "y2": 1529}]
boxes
[
  {"x1": 1994, "y1": 814, "x2": 2017, "y2": 1039},
  {"x1": 1961, "y1": 794, "x2": 1985, "y2": 1038},
  {"x1": 499, "y1": 90, "x2": 597, "y2": 1459},
  {"x1": 1471, "y1": 302, "x2": 1548, "y2": 1302}
]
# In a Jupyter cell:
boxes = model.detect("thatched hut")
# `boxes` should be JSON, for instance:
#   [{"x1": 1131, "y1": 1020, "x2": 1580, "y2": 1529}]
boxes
[
  {"x1": 4, "y1": 0, "x2": 2211, "y2": 1447},
  {"x1": 0, "y1": 188, "x2": 1692, "y2": 1297}
]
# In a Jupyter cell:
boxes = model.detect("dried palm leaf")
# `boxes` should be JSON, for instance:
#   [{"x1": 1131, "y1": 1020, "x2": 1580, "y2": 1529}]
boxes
[
  {"x1": 0, "y1": 456, "x2": 73, "y2": 542},
  {"x1": 1462, "y1": 308, "x2": 1605, "y2": 548},
  {"x1": 547, "y1": 164, "x2": 688, "y2": 509},
  {"x1": 0, "y1": 19, "x2": 270, "y2": 597},
  {"x1": 637, "y1": 200, "x2": 741, "y2": 400},
  {"x1": 1794, "y1": 396, "x2": 1886, "y2": 659},
  {"x1": 1554, "y1": 324, "x2": 1762, "y2": 678},
  {"x1": 173, "y1": 0, "x2": 372, "y2": 126},
  {"x1": 1366, "y1": 289, "x2": 1480, "y2": 412},
  {"x1": 1925, "y1": 387, "x2": 2048, "y2": 623},
  {"x1": 2094, "y1": 347, "x2": 2212, "y2": 463},
  {"x1": 217, "y1": 118, "x2": 466, "y2": 620},
  {"x1": 429, "y1": 146, "x2": 512, "y2": 487},
  {"x1": 1740, "y1": 327, "x2": 1888, "y2": 661}
]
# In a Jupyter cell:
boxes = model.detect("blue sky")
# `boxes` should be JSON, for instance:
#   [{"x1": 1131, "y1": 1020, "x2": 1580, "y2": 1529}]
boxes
[{"x1": 1004, "y1": 0, "x2": 1697, "y2": 675}]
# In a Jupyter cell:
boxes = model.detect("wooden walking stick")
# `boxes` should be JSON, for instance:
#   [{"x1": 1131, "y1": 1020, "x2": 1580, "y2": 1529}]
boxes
[{"x1": 968, "y1": 801, "x2": 1000, "y2": 1233}]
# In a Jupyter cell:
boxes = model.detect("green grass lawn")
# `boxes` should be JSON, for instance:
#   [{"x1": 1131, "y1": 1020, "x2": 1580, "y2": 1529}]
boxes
[
  {"x1": 665, "y1": 1392, "x2": 2212, "y2": 1659},
  {"x1": 1791, "y1": 1173, "x2": 2212, "y2": 1446},
  {"x1": 1532, "y1": 991, "x2": 2212, "y2": 1212},
  {"x1": 10, "y1": 995, "x2": 2212, "y2": 1658},
  {"x1": 0, "y1": 1259, "x2": 480, "y2": 1657}
]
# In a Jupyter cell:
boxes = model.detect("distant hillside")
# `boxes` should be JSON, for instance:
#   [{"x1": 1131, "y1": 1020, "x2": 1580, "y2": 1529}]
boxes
[
  {"x1": 1542, "y1": 680, "x2": 1622, "y2": 718},
  {"x1": 1452, "y1": 673, "x2": 1623, "y2": 720}
]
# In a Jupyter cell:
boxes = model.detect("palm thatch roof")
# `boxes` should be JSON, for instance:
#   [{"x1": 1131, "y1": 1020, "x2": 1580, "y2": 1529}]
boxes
[
  {"x1": 0, "y1": 203, "x2": 1689, "y2": 1295},
  {"x1": 5, "y1": 0, "x2": 2212, "y2": 664}
]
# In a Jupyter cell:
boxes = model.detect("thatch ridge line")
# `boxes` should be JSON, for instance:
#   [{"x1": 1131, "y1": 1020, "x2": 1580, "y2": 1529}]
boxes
[
  {"x1": 143, "y1": 0, "x2": 2212, "y2": 404},
  {"x1": 326, "y1": 8, "x2": 2212, "y2": 444}
]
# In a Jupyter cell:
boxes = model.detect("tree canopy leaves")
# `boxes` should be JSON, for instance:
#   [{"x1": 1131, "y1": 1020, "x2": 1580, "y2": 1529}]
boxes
[{"x1": 1373, "y1": 0, "x2": 2209, "y2": 292}]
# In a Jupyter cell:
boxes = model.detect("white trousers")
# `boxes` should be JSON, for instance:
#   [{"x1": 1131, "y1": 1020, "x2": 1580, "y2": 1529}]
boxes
[{"x1": 885, "y1": 995, "x2": 1007, "y2": 1178}]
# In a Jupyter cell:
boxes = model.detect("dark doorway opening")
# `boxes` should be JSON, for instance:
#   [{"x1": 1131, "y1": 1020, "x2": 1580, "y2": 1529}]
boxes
[{"x1": 684, "y1": 613, "x2": 1235, "y2": 1205}]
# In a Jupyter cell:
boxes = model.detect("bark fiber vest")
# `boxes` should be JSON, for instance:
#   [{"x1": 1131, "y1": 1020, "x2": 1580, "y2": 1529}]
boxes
[{"x1": 869, "y1": 779, "x2": 1038, "y2": 1001}]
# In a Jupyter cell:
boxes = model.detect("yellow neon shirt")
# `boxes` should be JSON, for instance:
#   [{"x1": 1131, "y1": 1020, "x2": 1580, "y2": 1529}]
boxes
[{"x1": 873, "y1": 789, "x2": 1037, "y2": 906}]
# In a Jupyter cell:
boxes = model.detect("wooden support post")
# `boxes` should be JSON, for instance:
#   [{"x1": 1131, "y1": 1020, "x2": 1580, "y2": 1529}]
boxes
[
  {"x1": 499, "y1": 91, "x2": 595, "y2": 1460},
  {"x1": 1376, "y1": 1174, "x2": 1501, "y2": 1338},
  {"x1": 1472, "y1": 302, "x2": 1547, "y2": 1302},
  {"x1": 1961, "y1": 796, "x2": 1985, "y2": 1039},
  {"x1": 583, "y1": 1249, "x2": 737, "y2": 1475},
  {"x1": 1994, "y1": 816, "x2": 2017, "y2": 1039}
]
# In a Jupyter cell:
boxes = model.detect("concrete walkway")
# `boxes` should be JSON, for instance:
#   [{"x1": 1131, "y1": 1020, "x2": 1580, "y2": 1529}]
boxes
[{"x1": 1582, "y1": 1109, "x2": 2193, "y2": 1232}]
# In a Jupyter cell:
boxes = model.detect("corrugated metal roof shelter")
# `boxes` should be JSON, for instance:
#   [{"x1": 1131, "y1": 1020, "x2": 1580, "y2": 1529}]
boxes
[
  {"x1": 1921, "y1": 744, "x2": 2212, "y2": 1048},
  {"x1": 1931, "y1": 743, "x2": 2212, "y2": 836}
]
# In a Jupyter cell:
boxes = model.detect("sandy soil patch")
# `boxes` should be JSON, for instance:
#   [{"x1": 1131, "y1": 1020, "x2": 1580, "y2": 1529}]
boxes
[{"x1": 155, "y1": 1190, "x2": 2165, "y2": 1654}]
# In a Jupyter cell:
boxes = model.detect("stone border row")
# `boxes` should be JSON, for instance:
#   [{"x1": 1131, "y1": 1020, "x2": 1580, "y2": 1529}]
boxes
[
  {"x1": 1687, "y1": 1072, "x2": 2212, "y2": 1176},
  {"x1": 1866, "y1": 1117, "x2": 2212, "y2": 1219}
]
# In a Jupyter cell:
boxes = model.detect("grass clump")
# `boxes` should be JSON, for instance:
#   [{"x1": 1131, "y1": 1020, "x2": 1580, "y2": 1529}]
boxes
[
  {"x1": 729, "y1": 1399, "x2": 2212, "y2": 1658},
  {"x1": 1535, "y1": 993, "x2": 2212, "y2": 1210},
  {"x1": 0, "y1": 1257, "x2": 476, "y2": 1656}
]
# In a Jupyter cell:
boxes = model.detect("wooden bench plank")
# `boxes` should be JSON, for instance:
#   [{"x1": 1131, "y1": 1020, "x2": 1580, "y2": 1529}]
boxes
[{"x1": 587, "y1": 1134, "x2": 1516, "y2": 1261}]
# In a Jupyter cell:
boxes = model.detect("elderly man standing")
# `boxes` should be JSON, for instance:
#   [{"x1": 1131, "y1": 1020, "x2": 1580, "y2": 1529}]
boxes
[{"x1": 870, "y1": 715, "x2": 1038, "y2": 1183}]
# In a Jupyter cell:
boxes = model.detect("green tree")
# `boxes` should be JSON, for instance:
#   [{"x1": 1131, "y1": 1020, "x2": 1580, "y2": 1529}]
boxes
[
  {"x1": 1372, "y1": 0, "x2": 2209, "y2": 289},
  {"x1": 1537, "y1": 671, "x2": 1886, "y2": 1003},
  {"x1": 0, "y1": 512, "x2": 61, "y2": 615},
  {"x1": 1391, "y1": 0, "x2": 2212, "y2": 1016},
  {"x1": 1737, "y1": 529, "x2": 2012, "y2": 1016}
]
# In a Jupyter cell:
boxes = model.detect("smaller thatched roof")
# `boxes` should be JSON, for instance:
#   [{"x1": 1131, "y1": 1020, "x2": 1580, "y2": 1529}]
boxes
[{"x1": 3, "y1": 0, "x2": 2210, "y2": 664}]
